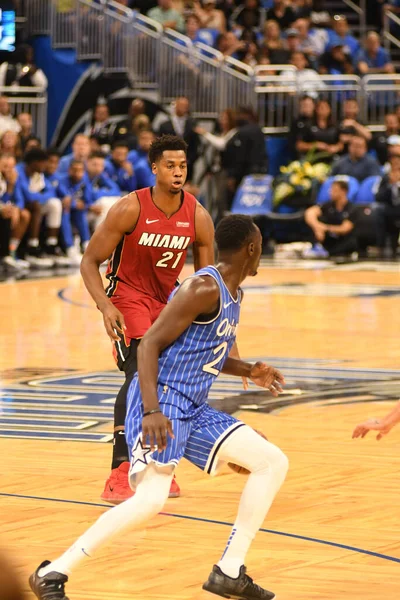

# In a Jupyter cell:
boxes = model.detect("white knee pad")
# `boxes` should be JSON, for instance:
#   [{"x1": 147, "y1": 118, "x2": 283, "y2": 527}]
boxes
[{"x1": 43, "y1": 197, "x2": 62, "y2": 229}]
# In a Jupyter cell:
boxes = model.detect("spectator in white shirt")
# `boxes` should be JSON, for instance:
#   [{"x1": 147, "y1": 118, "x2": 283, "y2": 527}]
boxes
[
  {"x1": 295, "y1": 17, "x2": 328, "y2": 60},
  {"x1": 280, "y1": 51, "x2": 325, "y2": 99},
  {"x1": 0, "y1": 97, "x2": 21, "y2": 137}
]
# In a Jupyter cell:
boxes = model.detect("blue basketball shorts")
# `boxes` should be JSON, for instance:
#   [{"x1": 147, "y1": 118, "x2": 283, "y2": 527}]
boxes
[{"x1": 125, "y1": 378, "x2": 246, "y2": 482}]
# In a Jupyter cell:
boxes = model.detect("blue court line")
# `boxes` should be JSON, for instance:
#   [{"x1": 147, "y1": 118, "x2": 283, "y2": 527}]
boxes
[
  {"x1": 1, "y1": 492, "x2": 399, "y2": 565},
  {"x1": 57, "y1": 288, "x2": 94, "y2": 309}
]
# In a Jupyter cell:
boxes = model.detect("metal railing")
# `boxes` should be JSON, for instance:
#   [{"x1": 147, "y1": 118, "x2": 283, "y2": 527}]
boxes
[
  {"x1": 51, "y1": 0, "x2": 78, "y2": 49},
  {"x1": 363, "y1": 74, "x2": 400, "y2": 126},
  {"x1": 0, "y1": 86, "x2": 48, "y2": 144},
  {"x1": 25, "y1": 0, "x2": 51, "y2": 35},
  {"x1": 339, "y1": 0, "x2": 367, "y2": 38},
  {"x1": 103, "y1": 1, "x2": 134, "y2": 73},
  {"x1": 189, "y1": 43, "x2": 223, "y2": 118},
  {"x1": 383, "y1": 9, "x2": 400, "y2": 54},
  {"x1": 125, "y1": 14, "x2": 162, "y2": 89}
]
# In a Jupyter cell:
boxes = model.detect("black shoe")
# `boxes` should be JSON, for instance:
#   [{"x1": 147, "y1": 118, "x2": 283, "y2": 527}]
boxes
[
  {"x1": 29, "y1": 561, "x2": 69, "y2": 600},
  {"x1": 202, "y1": 565, "x2": 275, "y2": 599}
]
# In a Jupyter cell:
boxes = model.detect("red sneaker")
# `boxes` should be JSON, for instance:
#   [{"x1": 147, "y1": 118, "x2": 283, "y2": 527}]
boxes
[
  {"x1": 101, "y1": 462, "x2": 134, "y2": 505},
  {"x1": 101, "y1": 462, "x2": 181, "y2": 504}
]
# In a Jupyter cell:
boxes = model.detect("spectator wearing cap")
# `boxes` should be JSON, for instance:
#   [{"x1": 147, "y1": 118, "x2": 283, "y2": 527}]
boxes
[
  {"x1": 304, "y1": 177, "x2": 359, "y2": 258},
  {"x1": 318, "y1": 40, "x2": 355, "y2": 75},
  {"x1": 327, "y1": 15, "x2": 360, "y2": 56},
  {"x1": 193, "y1": 0, "x2": 227, "y2": 33},
  {"x1": 372, "y1": 113, "x2": 400, "y2": 165},
  {"x1": 356, "y1": 31, "x2": 394, "y2": 75},
  {"x1": 338, "y1": 98, "x2": 372, "y2": 152},
  {"x1": 331, "y1": 135, "x2": 381, "y2": 182},
  {"x1": 266, "y1": 0, "x2": 296, "y2": 30}
]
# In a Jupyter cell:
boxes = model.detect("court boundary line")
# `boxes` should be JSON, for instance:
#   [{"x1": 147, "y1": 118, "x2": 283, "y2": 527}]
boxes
[{"x1": 1, "y1": 492, "x2": 399, "y2": 564}]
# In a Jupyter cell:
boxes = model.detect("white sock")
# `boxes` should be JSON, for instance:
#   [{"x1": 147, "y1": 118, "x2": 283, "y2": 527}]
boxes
[
  {"x1": 216, "y1": 426, "x2": 289, "y2": 578},
  {"x1": 38, "y1": 464, "x2": 173, "y2": 577},
  {"x1": 28, "y1": 238, "x2": 39, "y2": 248},
  {"x1": 47, "y1": 236, "x2": 58, "y2": 246}
]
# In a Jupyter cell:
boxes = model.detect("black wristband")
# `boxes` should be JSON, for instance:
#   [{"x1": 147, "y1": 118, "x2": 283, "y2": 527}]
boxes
[{"x1": 143, "y1": 409, "x2": 162, "y2": 418}]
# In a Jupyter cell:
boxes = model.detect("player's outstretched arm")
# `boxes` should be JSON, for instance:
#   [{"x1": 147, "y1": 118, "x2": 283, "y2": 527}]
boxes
[
  {"x1": 221, "y1": 359, "x2": 285, "y2": 397},
  {"x1": 192, "y1": 203, "x2": 215, "y2": 271},
  {"x1": 138, "y1": 276, "x2": 220, "y2": 450},
  {"x1": 352, "y1": 400, "x2": 400, "y2": 441},
  {"x1": 80, "y1": 194, "x2": 139, "y2": 342}
]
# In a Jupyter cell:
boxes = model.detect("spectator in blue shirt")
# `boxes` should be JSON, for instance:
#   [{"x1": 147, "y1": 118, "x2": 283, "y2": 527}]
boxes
[
  {"x1": 15, "y1": 148, "x2": 68, "y2": 268},
  {"x1": 45, "y1": 148, "x2": 63, "y2": 196},
  {"x1": 58, "y1": 134, "x2": 91, "y2": 175},
  {"x1": 127, "y1": 129, "x2": 155, "y2": 167},
  {"x1": 331, "y1": 135, "x2": 381, "y2": 182},
  {"x1": 59, "y1": 159, "x2": 92, "y2": 263},
  {"x1": 135, "y1": 157, "x2": 156, "y2": 189},
  {"x1": 327, "y1": 15, "x2": 360, "y2": 57},
  {"x1": 0, "y1": 153, "x2": 31, "y2": 270},
  {"x1": 86, "y1": 152, "x2": 121, "y2": 229},
  {"x1": 356, "y1": 31, "x2": 394, "y2": 75},
  {"x1": 185, "y1": 13, "x2": 219, "y2": 48},
  {"x1": 105, "y1": 142, "x2": 137, "y2": 194}
]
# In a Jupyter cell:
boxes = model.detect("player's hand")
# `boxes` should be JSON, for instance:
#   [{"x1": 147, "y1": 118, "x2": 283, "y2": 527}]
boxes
[
  {"x1": 249, "y1": 362, "x2": 285, "y2": 396},
  {"x1": 352, "y1": 418, "x2": 392, "y2": 441},
  {"x1": 101, "y1": 302, "x2": 127, "y2": 342},
  {"x1": 142, "y1": 412, "x2": 174, "y2": 452}
]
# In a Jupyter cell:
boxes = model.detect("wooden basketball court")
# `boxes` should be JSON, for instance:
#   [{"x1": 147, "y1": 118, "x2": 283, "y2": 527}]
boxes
[{"x1": 1, "y1": 260, "x2": 399, "y2": 600}]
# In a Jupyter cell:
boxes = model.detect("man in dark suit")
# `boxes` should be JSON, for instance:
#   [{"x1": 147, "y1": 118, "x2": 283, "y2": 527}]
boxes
[{"x1": 158, "y1": 96, "x2": 200, "y2": 182}]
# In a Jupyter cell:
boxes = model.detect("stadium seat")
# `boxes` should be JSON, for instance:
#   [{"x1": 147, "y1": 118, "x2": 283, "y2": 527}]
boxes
[
  {"x1": 231, "y1": 175, "x2": 273, "y2": 216},
  {"x1": 355, "y1": 175, "x2": 382, "y2": 205},
  {"x1": 317, "y1": 176, "x2": 360, "y2": 204}
]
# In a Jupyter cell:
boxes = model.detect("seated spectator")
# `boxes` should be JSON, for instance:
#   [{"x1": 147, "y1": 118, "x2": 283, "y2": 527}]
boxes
[
  {"x1": 45, "y1": 149, "x2": 62, "y2": 195},
  {"x1": 237, "y1": 30, "x2": 259, "y2": 66},
  {"x1": 193, "y1": 0, "x2": 226, "y2": 33},
  {"x1": 261, "y1": 19, "x2": 283, "y2": 52},
  {"x1": 15, "y1": 149, "x2": 68, "y2": 268},
  {"x1": 338, "y1": 98, "x2": 371, "y2": 151},
  {"x1": 24, "y1": 136, "x2": 42, "y2": 152},
  {"x1": 0, "y1": 153, "x2": 30, "y2": 271},
  {"x1": 304, "y1": 177, "x2": 358, "y2": 257},
  {"x1": 297, "y1": 98, "x2": 343, "y2": 160},
  {"x1": 105, "y1": 142, "x2": 137, "y2": 194},
  {"x1": 266, "y1": 0, "x2": 296, "y2": 30},
  {"x1": 356, "y1": 32, "x2": 394, "y2": 75},
  {"x1": 0, "y1": 44, "x2": 48, "y2": 89},
  {"x1": 331, "y1": 135, "x2": 381, "y2": 182},
  {"x1": 58, "y1": 134, "x2": 91, "y2": 175},
  {"x1": 232, "y1": 0, "x2": 261, "y2": 32},
  {"x1": 59, "y1": 160, "x2": 93, "y2": 263},
  {"x1": 147, "y1": 0, "x2": 185, "y2": 32},
  {"x1": 0, "y1": 97, "x2": 20, "y2": 136},
  {"x1": 185, "y1": 13, "x2": 218, "y2": 47},
  {"x1": 372, "y1": 113, "x2": 400, "y2": 165},
  {"x1": 128, "y1": 128, "x2": 155, "y2": 167},
  {"x1": 17, "y1": 113, "x2": 36, "y2": 152},
  {"x1": 158, "y1": 97, "x2": 199, "y2": 181},
  {"x1": 280, "y1": 51, "x2": 325, "y2": 99},
  {"x1": 217, "y1": 31, "x2": 246, "y2": 60},
  {"x1": 288, "y1": 95, "x2": 316, "y2": 157},
  {"x1": 318, "y1": 41, "x2": 355, "y2": 75},
  {"x1": 260, "y1": 20, "x2": 292, "y2": 64},
  {"x1": 295, "y1": 17, "x2": 327, "y2": 60},
  {"x1": 85, "y1": 103, "x2": 116, "y2": 154},
  {"x1": 327, "y1": 14, "x2": 360, "y2": 56},
  {"x1": 374, "y1": 162, "x2": 400, "y2": 258},
  {"x1": 86, "y1": 152, "x2": 121, "y2": 229},
  {"x1": 112, "y1": 98, "x2": 149, "y2": 148},
  {"x1": 0, "y1": 131, "x2": 22, "y2": 160}
]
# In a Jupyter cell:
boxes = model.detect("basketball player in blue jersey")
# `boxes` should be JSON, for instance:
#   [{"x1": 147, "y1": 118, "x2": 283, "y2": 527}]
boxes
[{"x1": 29, "y1": 215, "x2": 289, "y2": 600}]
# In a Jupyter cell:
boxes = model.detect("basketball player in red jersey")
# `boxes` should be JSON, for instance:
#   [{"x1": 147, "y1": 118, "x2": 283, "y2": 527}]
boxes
[{"x1": 81, "y1": 135, "x2": 215, "y2": 504}]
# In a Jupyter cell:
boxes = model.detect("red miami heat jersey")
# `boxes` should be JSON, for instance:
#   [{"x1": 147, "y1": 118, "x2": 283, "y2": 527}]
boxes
[{"x1": 105, "y1": 187, "x2": 197, "y2": 339}]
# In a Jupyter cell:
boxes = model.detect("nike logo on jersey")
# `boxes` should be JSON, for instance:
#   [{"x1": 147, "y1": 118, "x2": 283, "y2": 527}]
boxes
[
  {"x1": 224, "y1": 301, "x2": 233, "y2": 309},
  {"x1": 146, "y1": 218, "x2": 159, "y2": 224}
]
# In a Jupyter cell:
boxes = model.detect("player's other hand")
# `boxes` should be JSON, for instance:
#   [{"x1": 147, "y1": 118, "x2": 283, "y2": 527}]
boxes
[
  {"x1": 142, "y1": 412, "x2": 174, "y2": 452},
  {"x1": 101, "y1": 302, "x2": 127, "y2": 342},
  {"x1": 250, "y1": 362, "x2": 285, "y2": 396},
  {"x1": 352, "y1": 418, "x2": 392, "y2": 441}
]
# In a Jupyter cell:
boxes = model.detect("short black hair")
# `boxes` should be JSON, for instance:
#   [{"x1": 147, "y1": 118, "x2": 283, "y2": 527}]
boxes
[
  {"x1": 215, "y1": 214, "x2": 257, "y2": 252},
  {"x1": 88, "y1": 151, "x2": 106, "y2": 160},
  {"x1": 332, "y1": 177, "x2": 349, "y2": 192},
  {"x1": 112, "y1": 141, "x2": 129, "y2": 151},
  {"x1": 46, "y1": 147, "x2": 60, "y2": 158},
  {"x1": 148, "y1": 134, "x2": 188, "y2": 164},
  {"x1": 24, "y1": 148, "x2": 48, "y2": 164}
]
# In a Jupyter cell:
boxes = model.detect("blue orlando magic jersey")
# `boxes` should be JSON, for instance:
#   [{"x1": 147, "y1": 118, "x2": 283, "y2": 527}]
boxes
[{"x1": 157, "y1": 265, "x2": 241, "y2": 407}]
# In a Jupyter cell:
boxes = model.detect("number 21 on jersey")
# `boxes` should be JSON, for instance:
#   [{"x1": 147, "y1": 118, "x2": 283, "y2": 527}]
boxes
[{"x1": 156, "y1": 251, "x2": 183, "y2": 269}]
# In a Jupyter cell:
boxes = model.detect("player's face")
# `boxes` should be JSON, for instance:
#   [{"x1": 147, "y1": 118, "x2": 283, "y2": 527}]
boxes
[
  {"x1": 248, "y1": 227, "x2": 262, "y2": 277},
  {"x1": 153, "y1": 150, "x2": 188, "y2": 194}
]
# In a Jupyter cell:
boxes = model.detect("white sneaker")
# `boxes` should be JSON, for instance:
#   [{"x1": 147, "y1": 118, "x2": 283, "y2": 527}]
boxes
[
  {"x1": 2, "y1": 256, "x2": 24, "y2": 271},
  {"x1": 66, "y1": 246, "x2": 83, "y2": 266},
  {"x1": 15, "y1": 257, "x2": 30, "y2": 269},
  {"x1": 26, "y1": 252, "x2": 55, "y2": 269}
]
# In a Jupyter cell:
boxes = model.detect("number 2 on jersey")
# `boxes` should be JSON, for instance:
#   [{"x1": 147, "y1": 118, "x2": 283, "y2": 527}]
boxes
[
  {"x1": 156, "y1": 251, "x2": 183, "y2": 269},
  {"x1": 202, "y1": 341, "x2": 228, "y2": 376}
]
